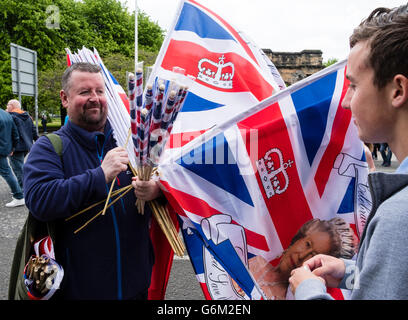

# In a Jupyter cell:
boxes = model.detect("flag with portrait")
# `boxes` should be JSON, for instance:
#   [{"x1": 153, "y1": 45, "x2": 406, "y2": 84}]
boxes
[{"x1": 159, "y1": 60, "x2": 371, "y2": 299}]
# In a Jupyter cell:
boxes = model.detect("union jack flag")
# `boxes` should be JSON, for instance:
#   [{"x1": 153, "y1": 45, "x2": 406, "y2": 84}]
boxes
[
  {"x1": 148, "y1": 0, "x2": 284, "y2": 160},
  {"x1": 159, "y1": 60, "x2": 371, "y2": 300}
]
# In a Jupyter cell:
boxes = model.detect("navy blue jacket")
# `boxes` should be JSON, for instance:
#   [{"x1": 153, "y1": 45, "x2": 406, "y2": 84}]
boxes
[
  {"x1": 0, "y1": 109, "x2": 19, "y2": 156},
  {"x1": 9, "y1": 110, "x2": 38, "y2": 153},
  {"x1": 23, "y1": 120, "x2": 154, "y2": 299}
]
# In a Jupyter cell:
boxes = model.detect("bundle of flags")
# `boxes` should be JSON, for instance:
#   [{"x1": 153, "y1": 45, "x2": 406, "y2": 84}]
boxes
[
  {"x1": 149, "y1": 0, "x2": 371, "y2": 300},
  {"x1": 128, "y1": 67, "x2": 191, "y2": 180},
  {"x1": 127, "y1": 66, "x2": 190, "y2": 256}
]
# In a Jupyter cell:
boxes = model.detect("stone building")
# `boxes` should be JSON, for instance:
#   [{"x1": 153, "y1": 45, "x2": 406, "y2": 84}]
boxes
[{"x1": 263, "y1": 49, "x2": 324, "y2": 86}]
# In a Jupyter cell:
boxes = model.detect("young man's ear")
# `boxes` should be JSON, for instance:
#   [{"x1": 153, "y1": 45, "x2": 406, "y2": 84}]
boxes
[{"x1": 391, "y1": 74, "x2": 408, "y2": 109}]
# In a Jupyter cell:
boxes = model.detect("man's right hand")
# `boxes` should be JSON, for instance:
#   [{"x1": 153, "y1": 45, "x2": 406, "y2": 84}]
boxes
[
  {"x1": 100, "y1": 147, "x2": 129, "y2": 183},
  {"x1": 303, "y1": 254, "x2": 346, "y2": 288}
]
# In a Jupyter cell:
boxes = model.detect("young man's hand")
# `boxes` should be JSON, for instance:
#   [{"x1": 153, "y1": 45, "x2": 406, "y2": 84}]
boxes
[{"x1": 289, "y1": 254, "x2": 346, "y2": 294}]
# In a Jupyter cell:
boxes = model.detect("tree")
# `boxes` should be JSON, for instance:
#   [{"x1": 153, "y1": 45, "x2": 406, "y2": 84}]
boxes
[
  {"x1": 0, "y1": 0, "x2": 165, "y2": 115},
  {"x1": 323, "y1": 58, "x2": 339, "y2": 67}
]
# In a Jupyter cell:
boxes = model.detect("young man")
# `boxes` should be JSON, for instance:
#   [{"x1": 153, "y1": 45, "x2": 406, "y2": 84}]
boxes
[
  {"x1": 289, "y1": 4, "x2": 408, "y2": 299},
  {"x1": 6, "y1": 99, "x2": 38, "y2": 191},
  {"x1": 23, "y1": 62, "x2": 161, "y2": 299}
]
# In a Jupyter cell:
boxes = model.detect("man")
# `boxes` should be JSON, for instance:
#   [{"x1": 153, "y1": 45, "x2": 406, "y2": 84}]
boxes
[
  {"x1": 0, "y1": 108, "x2": 24, "y2": 207},
  {"x1": 379, "y1": 142, "x2": 392, "y2": 167},
  {"x1": 41, "y1": 114, "x2": 47, "y2": 133},
  {"x1": 6, "y1": 99, "x2": 38, "y2": 191},
  {"x1": 23, "y1": 62, "x2": 161, "y2": 299},
  {"x1": 289, "y1": 4, "x2": 408, "y2": 299}
]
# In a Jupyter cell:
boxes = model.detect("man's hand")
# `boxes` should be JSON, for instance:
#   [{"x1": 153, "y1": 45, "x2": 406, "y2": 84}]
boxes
[
  {"x1": 132, "y1": 176, "x2": 161, "y2": 201},
  {"x1": 289, "y1": 254, "x2": 346, "y2": 294},
  {"x1": 100, "y1": 147, "x2": 129, "y2": 183},
  {"x1": 289, "y1": 265, "x2": 325, "y2": 294},
  {"x1": 304, "y1": 254, "x2": 346, "y2": 288}
]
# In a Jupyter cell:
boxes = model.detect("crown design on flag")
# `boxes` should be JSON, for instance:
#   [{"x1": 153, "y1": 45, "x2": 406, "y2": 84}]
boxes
[
  {"x1": 256, "y1": 148, "x2": 293, "y2": 199},
  {"x1": 197, "y1": 55, "x2": 235, "y2": 89}
]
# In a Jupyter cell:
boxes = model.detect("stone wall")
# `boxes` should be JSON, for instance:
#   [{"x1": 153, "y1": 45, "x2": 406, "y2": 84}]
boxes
[{"x1": 263, "y1": 49, "x2": 324, "y2": 86}]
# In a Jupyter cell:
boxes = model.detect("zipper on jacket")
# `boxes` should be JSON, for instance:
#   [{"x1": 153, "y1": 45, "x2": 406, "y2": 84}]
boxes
[{"x1": 95, "y1": 131, "x2": 123, "y2": 300}]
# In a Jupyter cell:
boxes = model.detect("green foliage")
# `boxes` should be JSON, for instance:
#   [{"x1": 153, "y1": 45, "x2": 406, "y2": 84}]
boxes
[
  {"x1": 323, "y1": 58, "x2": 339, "y2": 67},
  {"x1": 0, "y1": 0, "x2": 165, "y2": 115}
]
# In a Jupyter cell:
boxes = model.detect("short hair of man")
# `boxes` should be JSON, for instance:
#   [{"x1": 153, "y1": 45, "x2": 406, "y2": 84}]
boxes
[
  {"x1": 7, "y1": 99, "x2": 21, "y2": 110},
  {"x1": 61, "y1": 62, "x2": 102, "y2": 94},
  {"x1": 349, "y1": 4, "x2": 408, "y2": 89}
]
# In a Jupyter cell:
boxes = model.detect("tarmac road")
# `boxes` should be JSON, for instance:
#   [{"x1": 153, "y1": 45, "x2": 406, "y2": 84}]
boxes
[{"x1": 0, "y1": 156, "x2": 398, "y2": 300}]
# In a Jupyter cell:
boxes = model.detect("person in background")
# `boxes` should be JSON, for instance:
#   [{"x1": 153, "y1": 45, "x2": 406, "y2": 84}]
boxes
[
  {"x1": 371, "y1": 143, "x2": 380, "y2": 160},
  {"x1": 6, "y1": 99, "x2": 39, "y2": 191},
  {"x1": 289, "y1": 4, "x2": 408, "y2": 300},
  {"x1": 364, "y1": 143, "x2": 376, "y2": 172},
  {"x1": 379, "y1": 142, "x2": 392, "y2": 167},
  {"x1": 0, "y1": 107, "x2": 24, "y2": 207},
  {"x1": 41, "y1": 114, "x2": 47, "y2": 133}
]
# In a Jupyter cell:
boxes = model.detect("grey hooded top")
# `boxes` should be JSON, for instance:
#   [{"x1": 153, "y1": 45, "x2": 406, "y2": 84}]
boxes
[{"x1": 295, "y1": 157, "x2": 408, "y2": 300}]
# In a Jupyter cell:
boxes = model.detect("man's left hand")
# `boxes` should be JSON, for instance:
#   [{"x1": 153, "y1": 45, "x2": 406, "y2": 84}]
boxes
[{"x1": 132, "y1": 177, "x2": 162, "y2": 201}]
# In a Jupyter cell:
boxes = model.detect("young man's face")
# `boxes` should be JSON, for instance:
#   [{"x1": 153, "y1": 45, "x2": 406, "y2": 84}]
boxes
[
  {"x1": 60, "y1": 71, "x2": 107, "y2": 132},
  {"x1": 342, "y1": 41, "x2": 394, "y2": 143}
]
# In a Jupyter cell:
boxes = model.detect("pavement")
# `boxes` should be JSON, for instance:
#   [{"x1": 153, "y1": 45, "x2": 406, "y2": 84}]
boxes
[{"x1": 0, "y1": 154, "x2": 399, "y2": 300}]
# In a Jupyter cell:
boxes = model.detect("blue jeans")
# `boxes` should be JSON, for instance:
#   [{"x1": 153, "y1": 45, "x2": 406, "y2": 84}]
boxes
[
  {"x1": 9, "y1": 151, "x2": 25, "y2": 190},
  {"x1": 380, "y1": 143, "x2": 392, "y2": 165},
  {"x1": 0, "y1": 155, "x2": 23, "y2": 199}
]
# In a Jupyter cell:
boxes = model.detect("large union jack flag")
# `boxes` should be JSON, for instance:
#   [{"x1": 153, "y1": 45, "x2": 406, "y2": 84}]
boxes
[
  {"x1": 148, "y1": 0, "x2": 285, "y2": 160},
  {"x1": 159, "y1": 60, "x2": 371, "y2": 300}
]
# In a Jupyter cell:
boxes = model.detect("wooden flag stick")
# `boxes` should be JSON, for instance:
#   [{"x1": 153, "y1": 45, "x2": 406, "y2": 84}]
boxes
[
  {"x1": 74, "y1": 183, "x2": 134, "y2": 234},
  {"x1": 150, "y1": 200, "x2": 185, "y2": 257},
  {"x1": 65, "y1": 184, "x2": 133, "y2": 222},
  {"x1": 101, "y1": 128, "x2": 132, "y2": 216}
]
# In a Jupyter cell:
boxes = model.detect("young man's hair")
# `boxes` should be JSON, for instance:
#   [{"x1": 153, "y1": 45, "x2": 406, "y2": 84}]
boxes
[
  {"x1": 349, "y1": 4, "x2": 408, "y2": 89},
  {"x1": 61, "y1": 62, "x2": 102, "y2": 94}
]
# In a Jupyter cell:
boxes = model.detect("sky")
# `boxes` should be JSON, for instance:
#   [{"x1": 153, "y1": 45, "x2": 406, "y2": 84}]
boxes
[{"x1": 120, "y1": 0, "x2": 404, "y2": 61}]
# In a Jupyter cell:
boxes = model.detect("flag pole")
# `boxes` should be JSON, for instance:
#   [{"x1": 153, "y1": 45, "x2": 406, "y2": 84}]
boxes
[{"x1": 135, "y1": 0, "x2": 138, "y2": 74}]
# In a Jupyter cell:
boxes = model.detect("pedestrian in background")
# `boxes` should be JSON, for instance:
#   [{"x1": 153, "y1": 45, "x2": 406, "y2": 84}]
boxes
[
  {"x1": 41, "y1": 114, "x2": 47, "y2": 133},
  {"x1": 379, "y1": 142, "x2": 392, "y2": 167},
  {"x1": 6, "y1": 99, "x2": 38, "y2": 191},
  {"x1": 0, "y1": 108, "x2": 24, "y2": 207},
  {"x1": 364, "y1": 143, "x2": 376, "y2": 172},
  {"x1": 372, "y1": 143, "x2": 380, "y2": 160}
]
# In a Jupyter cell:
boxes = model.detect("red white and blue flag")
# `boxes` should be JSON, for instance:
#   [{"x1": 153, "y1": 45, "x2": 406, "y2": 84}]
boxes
[
  {"x1": 159, "y1": 60, "x2": 371, "y2": 300},
  {"x1": 145, "y1": 0, "x2": 285, "y2": 299},
  {"x1": 148, "y1": 0, "x2": 284, "y2": 160}
]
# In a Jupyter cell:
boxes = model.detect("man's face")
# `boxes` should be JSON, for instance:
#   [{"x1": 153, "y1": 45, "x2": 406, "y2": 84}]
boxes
[
  {"x1": 342, "y1": 41, "x2": 394, "y2": 143},
  {"x1": 6, "y1": 101, "x2": 15, "y2": 112},
  {"x1": 60, "y1": 71, "x2": 107, "y2": 132}
]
